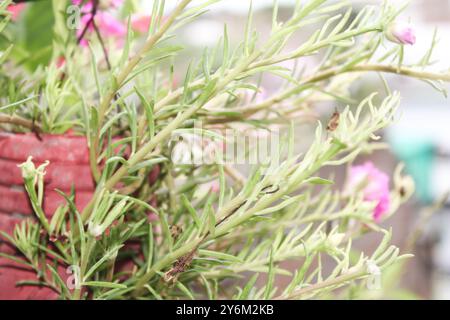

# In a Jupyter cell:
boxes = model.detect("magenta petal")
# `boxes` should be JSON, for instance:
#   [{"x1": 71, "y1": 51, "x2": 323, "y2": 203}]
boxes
[{"x1": 348, "y1": 161, "x2": 391, "y2": 222}]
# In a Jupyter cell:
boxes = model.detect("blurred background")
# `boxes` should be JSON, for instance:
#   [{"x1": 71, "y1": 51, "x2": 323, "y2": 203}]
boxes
[{"x1": 158, "y1": 0, "x2": 450, "y2": 299}]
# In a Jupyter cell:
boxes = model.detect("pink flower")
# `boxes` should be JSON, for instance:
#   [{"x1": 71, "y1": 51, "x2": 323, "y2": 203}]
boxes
[
  {"x1": 386, "y1": 21, "x2": 416, "y2": 45},
  {"x1": 7, "y1": 3, "x2": 26, "y2": 21},
  {"x1": 56, "y1": 56, "x2": 66, "y2": 68},
  {"x1": 131, "y1": 15, "x2": 152, "y2": 34},
  {"x1": 105, "y1": 0, "x2": 123, "y2": 8},
  {"x1": 72, "y1": 0, "x2": 122, "y2": 9},
  {"x1": 347, "y1": 162, "x2": 390, "y2": 222},
  {"x1": 96, "y1": 12, "x2": 127, "y2": 37},
  {"x1": 73, "y1": 0, "x2": 126, "y2": 46},
  {"x1": 209, "y1": 181, "x2": 220, "y2": 193}
]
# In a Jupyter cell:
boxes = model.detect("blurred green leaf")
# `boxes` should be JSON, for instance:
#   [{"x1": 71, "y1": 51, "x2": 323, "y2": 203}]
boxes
[{"x1": 17, "y1": 0, "x2": 55, "y2": 70}]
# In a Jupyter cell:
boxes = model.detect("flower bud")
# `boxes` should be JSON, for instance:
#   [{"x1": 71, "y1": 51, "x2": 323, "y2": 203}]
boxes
[
  {"x1": 386, "y1": 21, "x2": 416, "y2": 45},
  {"x1": 366, "y1": 260, "x2": 381, "y2": 276},
  {"x1": 89, "y1": 224, "x2": 103, "y2": 238},
  {"x1": 393, "y1": 164, "x2": 415, "y2": 200},
  {"x1": 17, "y1": 156, "x2": 36, "y2": 181},
  {"x1": 366, "y1": 260, "x2": 382, "y2": 290},
  {"x1": 328, "y1": 233, "x2": 346, "y2": 247}
]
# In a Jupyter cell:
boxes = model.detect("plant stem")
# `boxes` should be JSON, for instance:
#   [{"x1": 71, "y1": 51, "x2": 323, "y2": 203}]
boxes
[
  {"x1": 82, "y1": 48, "x2": 263, "y2": 221},
  {"x1": 93, "y1": 20, "x2": 112, "y2": 70},
  {"x1": 131, "y1": 140, "x2": 344, "y2": 296},
  {"x1": 132, "y1": 237, "x2": 202, "y2": 296},
  {"x1": 274, "y1": 270, "x2": 367, "y2": 300},
  {"x1": 73, "y1": 235, "x2": 95, "y2": 300},
  {"x1": 100, "y1": 0, "x2": 191, "y2": 119},
  {"x1": 0, "y1": 114, "x2": 41, "y2": 131},
  {"x1": 224, "y1": 164, "x2": 246, "y2": 187},
  {"x1": 249, "y1": 27, "x2": 382, "y2": 69},
  {"x1": 23, "y1": 181, "x2": 71, "y2": 263},
  {"x1": 351, "y1": 64, "x2": 450, "y2": 82},
  {"x1": 215, "y1": 143, "x2": 344, "y2": 237},
  {"x1": 229, "y1": 64, "x2": 450, "y2": 118},
  {"x1": 89, "y1": 0, "x2": 193, "y2": 181},
  {"x1": 76, "y1": 0, "x2": 99, "y2": 45}
]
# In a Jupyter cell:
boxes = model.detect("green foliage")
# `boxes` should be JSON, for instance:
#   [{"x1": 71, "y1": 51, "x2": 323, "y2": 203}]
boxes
[
  {"x1": 0, "y1": 0, "x2": 449, "y2": 300},
  {"x1": 14, "y1": 1, "x2": 55, "y2": 70}
]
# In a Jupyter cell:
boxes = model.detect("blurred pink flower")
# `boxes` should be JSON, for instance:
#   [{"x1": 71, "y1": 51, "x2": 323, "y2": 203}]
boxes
[
  {"x1": 348, "y1": 162, "x2": 390, "y2": 222},
  {"x1": 72, "y1": 0, "x2": 122, "y2": 9},
  {"x1": 131, "y1": 15, "x2": 151, "y2": 34},
  {"x1": 209, "y1": 181, "x2": 220, "y2": 193},
  {"x1": 56, "y1": 56, "x2": 66, "y2": 68},
  {"x1": 96, "y1": 12, "x2": 127, "y2": 37},
  {"x1": 386, "y1": 21, "x2": 416, "y2": 45},
  {"x1": 73, "y1": 0, "x2": 126, "y2": 46},
  {"x1": 7, "y1": 3, "x2": 26, "y2": 21}
]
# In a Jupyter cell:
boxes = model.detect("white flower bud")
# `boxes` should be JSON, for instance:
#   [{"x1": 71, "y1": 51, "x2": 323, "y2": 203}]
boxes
[
  {"x1": 366, "y1": 260, "x2": 381, "y2": 276},
  {"x1": 17, "y1": 156, "x2": 36, "y2": 181},
  {"x1": 89, "y1": 224, "x2": 103, "y2": 237},
  {"x1": 328, "y1": 233, "x2": 346, "y2": 247}
]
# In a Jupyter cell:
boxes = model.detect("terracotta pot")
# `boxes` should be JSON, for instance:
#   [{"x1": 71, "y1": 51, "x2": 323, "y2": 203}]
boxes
[{"x1": 0, "y1": 133, "x2": 94, "y2": 299}]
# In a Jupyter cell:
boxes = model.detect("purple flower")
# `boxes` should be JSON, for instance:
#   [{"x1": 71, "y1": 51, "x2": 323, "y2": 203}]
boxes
[
  {"x1": 347, "y1": 162, "x2": 390, "y2": 222},
  {"x1": 386, "y1": 21, "x2": 416, "y2": 45}
]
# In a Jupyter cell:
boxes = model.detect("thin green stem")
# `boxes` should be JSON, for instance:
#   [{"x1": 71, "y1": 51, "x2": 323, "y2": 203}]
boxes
[
  {"x1": 82, "y1": 49, "x2": 263, "y2": 221},
  {"x1": 274, "y1": 270, "x2": 367, "y2": 300},
  {"x1": 249, "y1": 27, "x2": 382, "y2": 69},
  {"x1": 23, "y1": 182, "x2": 71, "y2": 263},
  {"x1": 131, "y1": 140, "x2": 344, "y2": 296},
  {"x1": 73, "y1": 235, "x2": 95, "y2": 300},
  {"x1": 230, "y1": 64, "x2": 450, "y2": 118},
  {"x1": 89, "y1": 0, "x2": 193, "y2": 182}
]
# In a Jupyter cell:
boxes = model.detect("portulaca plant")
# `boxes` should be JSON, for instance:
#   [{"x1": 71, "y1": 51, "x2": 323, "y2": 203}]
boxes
[{"x1": 0, "y1": 0, "x2": 449, "y2": 300}]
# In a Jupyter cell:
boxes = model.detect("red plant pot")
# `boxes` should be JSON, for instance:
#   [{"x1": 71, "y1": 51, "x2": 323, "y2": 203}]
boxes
[{"x1": 0, "y1": 133, "x2": 95, "y2": 300}]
